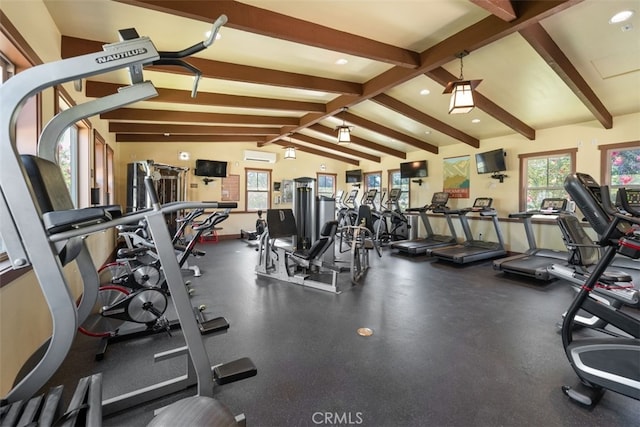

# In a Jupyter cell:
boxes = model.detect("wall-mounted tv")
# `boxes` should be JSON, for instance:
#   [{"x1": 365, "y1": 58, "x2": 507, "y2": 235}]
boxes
[
  {"x1": 400, "y1": 160, "x2": 428, "y2": 178},
  {"x1": 194, "y1": 159, "x2": 228, "y2": 177},
  {"x1": 475, "y1": 149, "x2": 506, "y2": 174},
  {"x1": 346, "y1": 169, "x2": 362, "y2": 183}
]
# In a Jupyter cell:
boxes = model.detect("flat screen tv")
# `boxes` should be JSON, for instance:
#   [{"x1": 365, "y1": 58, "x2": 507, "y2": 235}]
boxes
[
  {"x1": 346, "y1": 169, "x2": 362, "y2": 183},
  {"x1": 475, "y1": 149, "x2": 506, "y2": 174},
  {"x1": 194, "y1": 159, "x2": 228, "y2": 177},
  {"x1": 400, "y1": 160, "x2": 428, "y2": 178}
]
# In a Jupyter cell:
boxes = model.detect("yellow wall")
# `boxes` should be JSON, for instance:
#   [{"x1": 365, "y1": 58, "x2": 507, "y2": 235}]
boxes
[{"x1": 118, "y1": 112, "x2": 640, "y2": 252}]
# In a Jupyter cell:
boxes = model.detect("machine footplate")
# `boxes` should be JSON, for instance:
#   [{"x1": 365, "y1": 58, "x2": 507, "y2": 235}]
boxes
[{"x1": 213, "y1": 357, "x2": 257, "y2": 385}]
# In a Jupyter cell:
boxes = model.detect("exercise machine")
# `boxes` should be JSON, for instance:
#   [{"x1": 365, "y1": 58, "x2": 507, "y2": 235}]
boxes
[
  {"x1": 493, "y1": 198, "x2": 570, "y2": 280},
  {"x1": 559, "y1": 173, "x2": 640, "y2": 407},
  {"x1": 1, "y1": 14, "x2": 256, "y2": 425},
  {"x1": 80, "y1": 209, "x2": 234, "y2": 361},
  {"x1": 429, "y1": 197, "x2": 507, "y2": 264},
  {"x1": 391, "y1": 191, "x2": 457, "y2": 255},
  {"x1": 336, "y1": 188, "x2": 359, "y2": 232},
  {"x1": 379, "y1": 188, "x2": 411, "y2": 241},
  {"x1": 256, "y1": 209, "x2": 348, "y2": 293}
]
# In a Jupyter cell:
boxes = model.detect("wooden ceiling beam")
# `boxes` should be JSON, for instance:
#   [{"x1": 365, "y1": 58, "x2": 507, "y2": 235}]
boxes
[
  {"x1": 372, "y1": 94, "x2": 479, "y2": 148},
  {"x1": 308, "y1": 124, "x2": 407, "y2": 159},
  {"x1": 424, "y1": 67, "x2": 536, "y2": 140},
  {"x1": 115, "y1": 0, "x2": 420, "y2": 68},
  {"x1": 291, "y1": 133, "x2": 381, "y2": 163},
  {"x1": 86, "y1": 81, "x2": 325, "y2": 112},
  {"x1": 272, "y1": 140, "x2": 360, "y2": 166},
  {"x1": 470, "y1": 0, "x2": 517, "y2": 22},
  {"x1": 343, "y1": 112, "x2": 438, "y2": 154},
  {"x1": 519, "y1": 22, "x2": 612, "y2": 129},
  {"x1": 62, "y1": 36, "x2": 361, "y2": 95},
  {"x1": 101, "y1": 108, "x2": 299, "y2": 126},
  {"x1": 264, "y1": 1, "x2": 580, "y2": 145},
  {"x1": 116, "y1": 134, "x2": 262, "y2": 143},
  {"x1": 109, "y1": 122, "x2": 280, "y2": 135}
]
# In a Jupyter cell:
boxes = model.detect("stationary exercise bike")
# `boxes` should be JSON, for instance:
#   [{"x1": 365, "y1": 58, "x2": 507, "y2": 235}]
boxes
[
  {"x1": 560, "y1": 173, "x2": 640, "y2": 407},
  {"x1": 80, "y1": 207, "x2": 232, "y2": 361}
]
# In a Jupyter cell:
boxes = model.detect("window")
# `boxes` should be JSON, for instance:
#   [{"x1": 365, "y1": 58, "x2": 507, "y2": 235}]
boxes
[
  {"x1": 94, "y1": 131, "x2": 105, "y2": 205},
  {"x1": 1, "y1": 52, "x2": 17, "y2": 260},
  {"x1": 519, "y1": 149, "x2": 576, "y2": 211},
  {"x1": 316, "y1": 173, "x2": 336, "y2": 198},
  {"x1": 599, "y1": 142, "x2": 640, "y2": 200},
  {"x1": 106, "y1": 145, "x2": 115, "y2": 205},
  {"x1": 364, "y1": 171, "x2": 382, "y2": 207},
  {"x1": 388, "y1": 170, "x2": 410, "y2": 210},
  {"x1": 246, "y1": 168, "x2": 271, "y2": 211},
  {"x1": 58, "y1": 121, "x2": 79, "y2": 204},
  {"x1": 0, "y1": 52, "x2": 15, "y2": 83},
  {"x1": 56, "y1": 87, "x2": 90, "y2": 208}
]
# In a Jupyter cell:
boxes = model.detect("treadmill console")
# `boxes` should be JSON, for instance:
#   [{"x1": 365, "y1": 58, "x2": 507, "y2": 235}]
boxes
[
  {"x1": 617, "y1": 188, "x2": 640, "y2": 209},
  {"x1": 471, "y1": 197, "x2": 493, "y2": 211},
  {"x1": 431, "y1": 192, "x2": 450, "y2": 206},
  {"x1": 539, "y1": 198, "x2": 567, "y2": 213}
]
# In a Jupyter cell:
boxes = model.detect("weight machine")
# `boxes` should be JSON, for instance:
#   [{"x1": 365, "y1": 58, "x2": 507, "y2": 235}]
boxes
[{"x1": 1, "y1": 14, "x2": 256, "y2": 425}]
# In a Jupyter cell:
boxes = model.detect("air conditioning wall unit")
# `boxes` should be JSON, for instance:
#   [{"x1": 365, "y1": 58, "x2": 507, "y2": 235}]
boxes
[{"x1": 243, "y1": 150, "x2": 277, "y2": 163}]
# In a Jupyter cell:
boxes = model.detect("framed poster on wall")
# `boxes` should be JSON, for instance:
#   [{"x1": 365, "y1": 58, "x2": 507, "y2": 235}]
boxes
[{"x1": 443, "y1": 155, "x2": 470, "y2": 198}]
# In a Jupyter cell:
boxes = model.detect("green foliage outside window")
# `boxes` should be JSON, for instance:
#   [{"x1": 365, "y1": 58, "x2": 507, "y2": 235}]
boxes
[{"x1": 526, "y1": 154, "x2": 572, "y2": 211}]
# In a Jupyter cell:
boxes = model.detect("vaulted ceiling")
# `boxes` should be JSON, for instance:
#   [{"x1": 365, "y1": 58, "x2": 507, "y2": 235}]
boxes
[{"x1": 43, "y1": 0, "x2": 640, "y2": 166}]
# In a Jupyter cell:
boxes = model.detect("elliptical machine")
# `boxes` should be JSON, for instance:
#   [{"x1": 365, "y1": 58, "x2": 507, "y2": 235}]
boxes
[{"x1": 560, "y1": 173, "x2": 640, "y2": 407}]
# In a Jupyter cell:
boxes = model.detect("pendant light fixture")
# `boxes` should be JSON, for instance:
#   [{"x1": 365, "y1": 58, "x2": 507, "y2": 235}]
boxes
[
  {"x1": 284, "y1": 133, "x2": 296, "y2": 160},
  {"x1": 442, "y1": 51, "x2": 482, "y2": 114},
  {"x1": 336, "y1": 107, "x2": 353, "y2": 143}
]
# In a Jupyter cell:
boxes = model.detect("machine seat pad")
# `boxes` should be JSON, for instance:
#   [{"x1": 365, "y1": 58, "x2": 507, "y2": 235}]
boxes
[
  {"x1": 43, "y1": 208, "x2": 112, "y2": 234},
  {"x1": 147, "y1": 396, "x2": 238, "y2": 427}
]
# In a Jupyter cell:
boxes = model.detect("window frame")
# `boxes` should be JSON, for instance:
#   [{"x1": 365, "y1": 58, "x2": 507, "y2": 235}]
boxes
[
  {"x1": 93, "y1": 130, "x2": 106, "y2": 205},
  {"x1": 316, "y1": 172, "x2": 337, "y2": 198},
  {"x1": 55, "y1": 86, "x2": 91, "y2": 208},
  {"x1": 363, "y1": 170, "x2": 382, "y2": 207},
  {"x1": 106, "y1": 144, "x2": 115, "y2": 205},
  {"x1": 387, "y1": 169, "x2": 410, "y2": 210},
  {"x1": 0, "y1": 29, "x2": 41, "y2": 264},
  {"x1": 245, "y1": 167, "x2": 272, "y2": 211},
  {"x1": 598, "y1": 141, "x2": 640, "y2": 197},
  {"x1": 518, "y1": 148, "x2": 577, "y2": 212}
]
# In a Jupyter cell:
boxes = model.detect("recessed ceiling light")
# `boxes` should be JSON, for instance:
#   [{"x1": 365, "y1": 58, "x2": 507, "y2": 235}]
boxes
[
  {"x1": 419, "y1": 89, "x2": 431, "y2": 96},
  {"x1": 335, "y1": 58, "x2": 349, "y2": 65},
  {"x1": 610, "y1": 10, "x2": 634, "y2": 24},
  {"x1": 471, "y1": 119, "x2": 481, "y2": 124}
]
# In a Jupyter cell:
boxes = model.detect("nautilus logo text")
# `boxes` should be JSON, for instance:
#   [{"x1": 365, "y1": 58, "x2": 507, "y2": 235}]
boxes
[{"x1": 96, "y1": 48, "x2": 148, "y2": 64}]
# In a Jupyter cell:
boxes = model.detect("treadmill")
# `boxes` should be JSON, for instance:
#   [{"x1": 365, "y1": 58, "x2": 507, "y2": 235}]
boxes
[
  {"x1": 429, "y1": 197, "x2": 507, "y2": 264},
  {"x1": 391, "y1": 192, "x2": 457, "y2": 255},
  {"x1": 493, "y1": 198, "x2": 570, "y2": 280}
]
